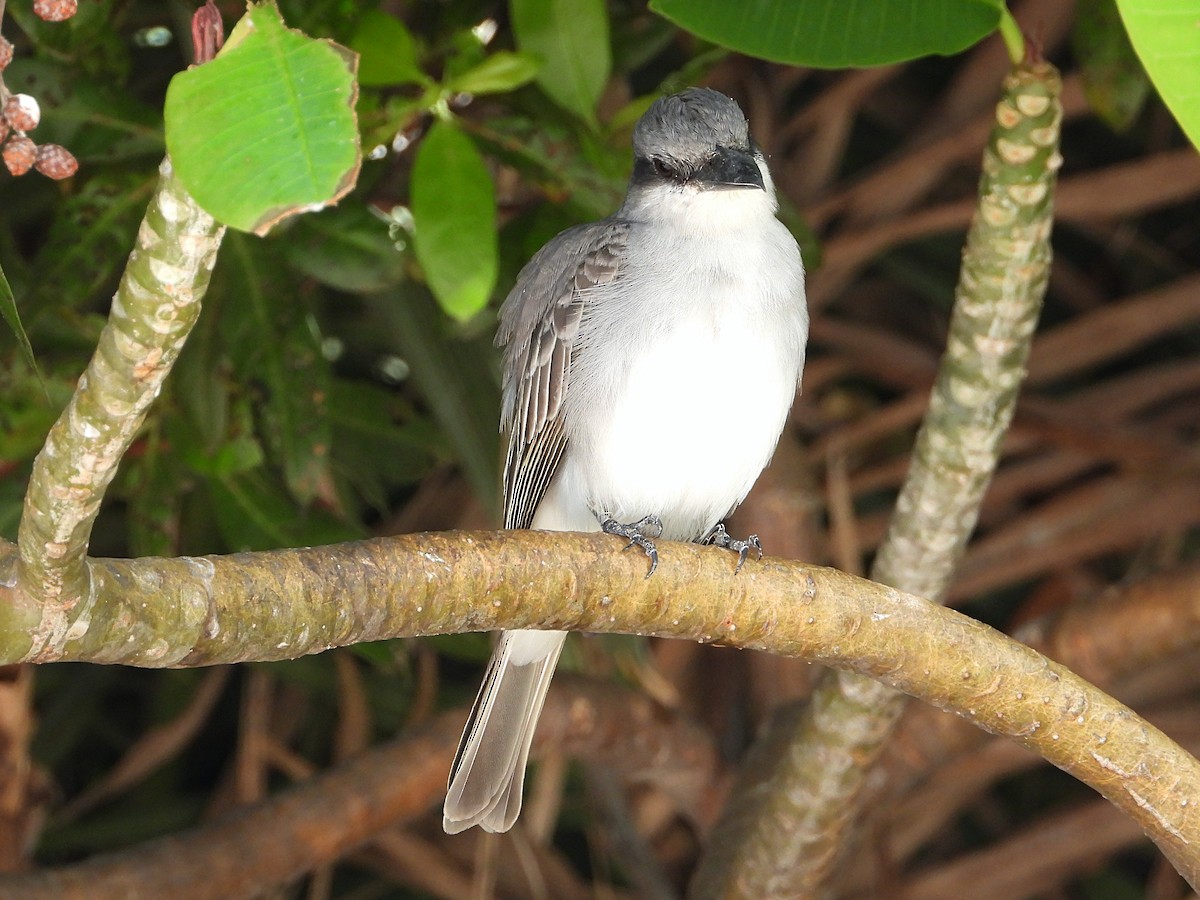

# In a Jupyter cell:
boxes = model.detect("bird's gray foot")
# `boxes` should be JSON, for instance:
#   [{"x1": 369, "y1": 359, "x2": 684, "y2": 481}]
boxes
[
  {"x1": 600, "y1": 514, "x2": 664, "y2": 577},
  {"x1": 705, "y1": 523, "x2": 762, "y2": 573}
]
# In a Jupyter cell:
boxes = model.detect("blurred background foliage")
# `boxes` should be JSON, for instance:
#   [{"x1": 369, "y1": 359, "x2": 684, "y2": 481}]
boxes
[{"x1": 2, "y1": 0, "x2": 1200, "y2": 896}]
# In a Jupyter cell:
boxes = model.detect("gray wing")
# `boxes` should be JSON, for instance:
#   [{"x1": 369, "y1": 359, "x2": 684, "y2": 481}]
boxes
[{"x1": 496, "y1": 218, "x2": 628, "y2": 530}]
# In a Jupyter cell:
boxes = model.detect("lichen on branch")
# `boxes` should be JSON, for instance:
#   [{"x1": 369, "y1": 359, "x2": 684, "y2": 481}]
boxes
[{"x1": 7, "y1": 159, "x2": 225, "y2": 660}]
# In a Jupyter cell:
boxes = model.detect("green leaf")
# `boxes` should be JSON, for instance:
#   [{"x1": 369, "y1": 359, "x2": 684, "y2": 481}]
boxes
[
  {"x1": 0, "y1": 261, "x2": 41, "y2": 382},
  {"x1": 327, "y1": 380, "x2": 438, "y2": 512},
  {"x1": 164, "y1": 1, "x2": 361, "y2": 235},
  {"x1": 648, "y1": 0, "x2": 1004, "y2": 67},
  {"x1": 349, "y1": 9, "x2": 427, "y2": 87},
  {"x1": 188, "y1": 431, "x2": 266, "y2": 479},
  {"x1": 1075, "y1": 0, "x2": 1151, "y2": 132},
  {"x1": 1116, "y1": 0, "x2": 1200, "y2": 151},
  {"x1": 222, "y1": 237, "x2": 335, "y2": 506},
  {"x1": 210, "y1": 469, "x2": 361, "y2": 552},
  {"x1": 511, "y1": 0, "x2": 611, "y2": 124},
  {"x1": 367, "y1": 286, "x2": 501, "y2": 509},
  {"x1": 448, "y1": 51, "x2": 541, "y2": 96},
  {"x1": 172, "y1": 390, "x2": 263, "y2": 478},
  {"x1": 410, "y1": 121, "x2": 497, "y2": 320}
]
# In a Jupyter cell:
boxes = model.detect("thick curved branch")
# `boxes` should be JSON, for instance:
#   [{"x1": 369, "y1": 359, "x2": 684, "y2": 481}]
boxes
[
  {"x1": 7, "y1": 159, "x2": 224, "y2": 658},
  {"x1": 0, "y1": 528, "x2": 1197, "y2": 885}
]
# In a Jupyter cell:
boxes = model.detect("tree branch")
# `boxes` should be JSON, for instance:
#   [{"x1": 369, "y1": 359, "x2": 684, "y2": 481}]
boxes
[
  {"x1": 0, "y1": 528, "x2": 1198, "y2": 885},
  {"x1": 7, "y1": 159, "x2": 224, "y2": 659}
]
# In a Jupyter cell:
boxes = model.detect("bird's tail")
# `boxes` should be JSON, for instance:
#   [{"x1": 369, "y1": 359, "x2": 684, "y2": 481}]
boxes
[{"x1": 443, "y1": 628, "x2": 567, "y2": 833}]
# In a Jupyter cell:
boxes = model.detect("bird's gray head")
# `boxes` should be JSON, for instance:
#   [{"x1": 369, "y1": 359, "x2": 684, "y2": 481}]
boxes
[{"x1": 630, "y1": 88, "x2": 765, "y2": 192}]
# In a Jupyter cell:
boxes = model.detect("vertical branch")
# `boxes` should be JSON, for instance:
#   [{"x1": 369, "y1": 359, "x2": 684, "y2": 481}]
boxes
[
  {"x1": 694, "y1": 57, "x2": 1063, "y2": 898},
  {"x1": 8, "y1": 159, "x2": 225, "y2": 659}
]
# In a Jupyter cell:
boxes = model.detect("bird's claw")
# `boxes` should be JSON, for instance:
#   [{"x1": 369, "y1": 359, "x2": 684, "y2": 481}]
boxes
[
  {"x1": 706, "y1": 523, "x2": 763, "y2": 573},
  {"x1": 601, "y1": 514, "x2": 663, "y2": 577}
]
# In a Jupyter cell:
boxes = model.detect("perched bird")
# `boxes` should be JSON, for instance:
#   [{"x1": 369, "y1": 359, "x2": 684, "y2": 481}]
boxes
[{"x1": 443, "y1": 87, "x2": 809, "y2": 834}]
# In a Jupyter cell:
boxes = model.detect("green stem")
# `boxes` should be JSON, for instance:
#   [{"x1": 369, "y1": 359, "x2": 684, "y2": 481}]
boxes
[{"x1": 998, "y1": 6, "x2": 1025, "y2": 65}]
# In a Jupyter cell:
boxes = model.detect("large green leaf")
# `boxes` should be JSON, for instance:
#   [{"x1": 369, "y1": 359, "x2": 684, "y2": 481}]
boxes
[
  {"x1": 410, "y1": 121, "x2": 497, "y2": 321},
  {"x1": 649, "y1": 0, "x2": 1004, "y2": 67},
  {"x1": 511, "y1": 0, "x2": 611, "y2": 124},
  {"x1": 164, "y1": 2, "x2": 361, "y2": 235},
  {"x1": 1116, "y1": 0, "x2": 1200, "y2": 151}
]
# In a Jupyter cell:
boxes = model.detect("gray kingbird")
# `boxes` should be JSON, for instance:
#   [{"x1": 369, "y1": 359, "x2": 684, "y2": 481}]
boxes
[{"x1": 443, "y1": 87, "x2": 809, "y2": 834}]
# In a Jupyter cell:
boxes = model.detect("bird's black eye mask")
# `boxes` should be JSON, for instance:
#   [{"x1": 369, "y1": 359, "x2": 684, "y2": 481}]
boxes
[
  {"x1": 645, "y1": 154, "x2": 690, "y2": 183},
  {"x1": 634, "y1": 143, "x2": 763, "y2": 192}
]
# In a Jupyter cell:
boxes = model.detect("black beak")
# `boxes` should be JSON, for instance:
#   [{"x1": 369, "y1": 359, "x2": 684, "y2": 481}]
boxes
[{"x1": 693, "y1": 145, "x2": 764, "y2": 190}]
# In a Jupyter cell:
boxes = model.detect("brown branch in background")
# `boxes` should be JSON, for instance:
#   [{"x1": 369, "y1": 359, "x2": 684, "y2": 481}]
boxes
[
  {"x1": 951, "y1": 472, "x2": 1200, "y2": 600},
  {"x1": 56, "y1": 667, "x2": 232, "y2": 823},
  {"x1": 847, "y1": 565, "x2": 1200, "y2": 889},
  {"x1": 0, "y1": 666, "x2": 45, "y2": 873},
  {"x1": 880, "y1": 801, "x2": 1145, "y2": 900},
  {"x1": 1, "y1": 714, "x2": 461, "y2": 899},
  {"x1": 1020, "y1": 567, "x2": 1200, "y2": 692},
  {"x1": 0, "y1": 677, "x2": 715, "y2": 898},
  {"x1": 1025, "y1": 272, "x2": 1200, "y2": 385},
  {"x1": 809, "y1": 149, "x2": 1200, "y2": 309},
  {"x1": 776, "y1": 65, "x2": 903, "y2": 204},
  {"x1": 869, "y1": 701, "x2": 1200, "y2": 893}
]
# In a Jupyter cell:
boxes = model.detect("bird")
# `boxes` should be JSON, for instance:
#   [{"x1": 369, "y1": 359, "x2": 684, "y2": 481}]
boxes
[{"x1": 443, "y1": 86, "x2": 809, "y2": 834}]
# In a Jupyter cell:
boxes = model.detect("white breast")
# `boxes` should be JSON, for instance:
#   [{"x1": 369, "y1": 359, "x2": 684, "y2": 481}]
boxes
[{"x1": 553, "y1": 193, "x2": 807, "y2": 543}]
